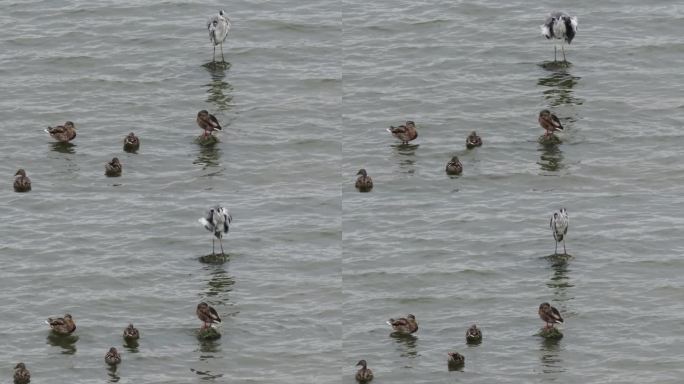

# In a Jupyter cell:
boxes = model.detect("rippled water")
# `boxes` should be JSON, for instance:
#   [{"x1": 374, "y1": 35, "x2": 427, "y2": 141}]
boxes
[{"x1": 1, "y1": 0, "x2": 683, "y2": 383}]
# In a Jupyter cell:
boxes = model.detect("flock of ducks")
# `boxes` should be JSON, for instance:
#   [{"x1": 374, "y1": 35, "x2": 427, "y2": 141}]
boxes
[
  {"x1": 8, "y1": 7, "x2": 580, "y2": 383},
  {"x1": 352, "y1": 10, "x2": 578, "y2": 382},
  {"x1": 9, "y1": 9, "x2": 235, "y2": 383}
]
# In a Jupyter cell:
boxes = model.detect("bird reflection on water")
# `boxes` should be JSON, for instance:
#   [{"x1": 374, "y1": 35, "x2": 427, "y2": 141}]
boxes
[
  {"x1": 538, "y1": 70, "x2": 582, "y2": 108},
  {"x1": 537, "y1": 143, "x2": 564, "y2": 173},
  {"x1": 204, "y1": 63, "x2": 234, "y2": 113},
  {"x1": 391, "y1": 143, "x2": 418, "y2": 174}
]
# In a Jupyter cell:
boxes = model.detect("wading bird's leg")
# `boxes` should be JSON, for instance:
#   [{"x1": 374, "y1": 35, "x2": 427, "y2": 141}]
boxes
[
  {"x1": 554, "y1": 45, "x2": 557, "y2": 62},
  {"x1": 219, "y1": 237, "x2": 225, "y2": 256},
  {"x1": 212, "y1": 237, "x2": 215, "y2": 256},
  {"x1": 220, "y1": 43, "x2": 225, "y2": 63},
  {"x1": 563, "y1": 240, "x2": 567, "y2": 255},
  {"x1": 554, "y1": 241, "x2": 558, "y2": 255},
  {"x1": 562, "y1": 45, "x2": 566, "y2": 63}
]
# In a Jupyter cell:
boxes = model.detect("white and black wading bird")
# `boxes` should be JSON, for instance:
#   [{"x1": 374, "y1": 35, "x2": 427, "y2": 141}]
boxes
[
  {"x1": 207, "y1": 10, "x2": 231, "y2": 63},
  {"x1": 199, "y1": 206, "x2": 232, "y2": 256},
  {"x1": 540, "y1": 12, "x2": 578, "y2": 63},
  {"x1": 550, "y1": 208, "x2": 569, "y2": 255}
]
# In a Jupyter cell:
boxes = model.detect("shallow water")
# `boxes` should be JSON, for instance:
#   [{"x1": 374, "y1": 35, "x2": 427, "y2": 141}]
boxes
[{"x1": 1, "y1": 0, "x2": 683, "y2": 383}]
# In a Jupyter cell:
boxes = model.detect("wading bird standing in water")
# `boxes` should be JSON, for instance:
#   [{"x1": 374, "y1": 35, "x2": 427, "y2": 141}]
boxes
[
  {"x1": 540, "y1": 11, "x2": 578, "y2": 63},
  {"x1": 207, "y1": 10, "x2": 231, "y2": 63},
  {"x1": 199, "y1": 205, "x2": 232, "y2": 256},
  {"x1": 550, "y1": 208, "x2": 569, "y2": 255}
]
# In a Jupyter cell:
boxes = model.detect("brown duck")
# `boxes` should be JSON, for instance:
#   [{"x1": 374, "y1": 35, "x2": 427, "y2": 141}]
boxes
[
  {"x1": 445, "y1": 156, "x2": 463, "y2": 175},
  {"x1": 123, "y1": 132, "x2": 140, "y2": 152},
  {"x1": 197, "y1": 302, "x2": 222, "y2": 328},
  {"x1": 105, "y1": 157, "x2": 122, "y2": 177},
  {"x1": 465, "y1": 131, "x2": 482, "y2": 149},
  {"x1": 447, "y1": 352, "x2": 465, "y2": 367},
  {"x1": 197, "y1": 110, "x2": 223, "y2": 137},
  {"x1": 539, "y1": 302, "x2": 564, "y2": 328},
  {"x1": 123, "y1": 323, "x2": 140, "y2": 340},
  {"x1": 45, "y1": 121, "x2": 76, "y2": 142},
  {"x1": 13, "y1": 362, "x2": 30, "y2": 384},
  {"x1": 13, "y1": 169, "x2": 31, "y2": 192},
  {"x1": 355, "y1": 169, "x2": 373, "y2": 192},
  {"x1": 387, "y1": 121, "x2": 417, "y2": 144},
  {"x1": 387, "y1": 314, "x2": 418, "y2": 334},
  {"x1": 46, "y1": 313, "x2": 76, "y2": 335},
  {"x1": 538, "y1": 110, "x2": 563, "y2": 136},
  {"x1": 465, "y1": 324, "x2": 482, "y2": 344},
  {"x1": 104, "y1": 347, "x2": 121, "y2": 365},
  {"x1": 355, "y1": 359, "x2": 373, "y2": 383}
]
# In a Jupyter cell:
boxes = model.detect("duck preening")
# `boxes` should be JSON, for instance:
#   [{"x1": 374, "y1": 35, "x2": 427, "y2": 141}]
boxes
[
  {"x1": 539, "y1": 110, "x2": 564, "y2": 137},
  {"x1": 46, "y1": 313, "x2": 76, "y2": 335},
  {"x1": 104, "y1": 347, "x2": 121, "y2": 365},
  {"x1": 387, "y1": 121, "x2": 418, "y2": 144},
  {"x1": 45, "y1": 121, "x2": 77, "y2": 143},
  {"x1": 13, "y1": 169, "x2": 31, "y2": 192},
  {"x1": 387, "y1": 314, "x2": 418, "y2": 334},
  {"x1": 123, "y1": 132, "x2": 140, "y2": 152},
  {"x1": 13, "y1": 362, "x2": 30, "y2": 384},
  {"x1": 197, "y1": 302, "x2": 222, "y2": 329},
  {"x1": 105, "y1": 157, "x2": 122, "y2": 177},
  {"x1": 446, "y1": 156, "x2": 463, "y2": 175},
  {"x1": 197, "y1": 110, "x2": 223, "y2": 137},
  {"x1": 355, "y1": 169, "x2": 373, "y2": 192},
  {"x1": 538, "y1": 302, "x2": 564, "y2": 328},
  {"x1": 465, "y1": 131, "x2": 482, "y2": 149}
]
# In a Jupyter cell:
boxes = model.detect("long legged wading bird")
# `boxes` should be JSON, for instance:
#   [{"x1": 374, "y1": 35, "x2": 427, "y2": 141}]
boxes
[
  {"x1": 550, "y1": 208, "x2": 569, "y2": 255},
  {"x1": 540, "y1": 11, "x2": 578, "y2": 63},
  {"x1": 199, "y1": 205, "x2": 232, "y2": 256},
  {"x1": 207, "y1": 10, "x2": 231, "y2": 63},
  {"x1": 538, "y1": 302, "x2": 564, "y2": 328}
]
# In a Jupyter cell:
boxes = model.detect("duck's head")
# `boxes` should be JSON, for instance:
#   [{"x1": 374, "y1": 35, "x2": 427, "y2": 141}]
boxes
[
  {"x1": 14, "y1": 363, "x2": 26, "y2": 370},
  {"x1": 356, "y1": 169, "x2": 367, "y2": 177},
  {"x1": 539, "y1": 110, "x2": 551, "y2": 118},
  {"x1": 469, "y1": 131, "x2": 478, "y2": 137},
  {"x1": 405, "y1": 121, "x2": 415, "y2": 127},
  {"x1": 407, "y1": 314, "x2": 416, "y2": 320},
  {"x1": 65, "y1": 121, "x2": 75, "y2": 128},
  {"x1": 198, "y1": 110, "x2": 209, "y2": 118},
  {"x1": 450, "y1": 156, "x2": 460, "y2": 163},
  {"x1": 356, "y1": 360, "x2": 367, "y2": 368},
  {"x1": 468, "y1": 324, "x2": 479, "y2": 332},
  {"x1": 109, "y1": 347, "x2": 118, "y2": 354},
  {"x1": 448, "y1": 352, "x2": 464, "y2": 361},
  {"x1": 127, "y1": 132, "x2": 136, "y2": 138},
  {"x1": 111, "y1": 157, "x2": 120, "y2": 165},
  {"x1": 15, "y1": 169, "x2": 27, "y2": 177},
  {"x1": 64, "y1": 313, "x2": 73, "y2": 320},
  {"x1": 539, "y1": 302, "x2": 551, "y2": 311},
  {"x1": 127, "y1": 323, "x2": 135, "y2": 329}
]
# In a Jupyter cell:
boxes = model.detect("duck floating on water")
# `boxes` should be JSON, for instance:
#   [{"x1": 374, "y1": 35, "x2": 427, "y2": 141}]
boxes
[
  {"x1": 355, "y1": 169, "x2": 373, "y2": 192},
  {"x1": 465, "y1": 131, "x2": 482, "y2": 149},
  {"x1": 387, "y1": 121, "x2": 417, "y2": 144},
  {"x1": 355, "y1": 359, "x2": 373, "y2": 383},
  {"x1": 445, "y1": 156, "x2": 463, "y2": 175},
  {"x1": 123, "y1": 324, "x2": 140, "y2": 341},
  {"x1": 123, "y1": 132, "x2": 140, "y2": 152},
  {"x1": 104, "y1": 347, "x2": 121, "y2": 365},
  {"x1": 447, "y1": 352, "x2": 465, "y2": 369},
  {"x1": 387, "y1": 314, "x2": 418, "y2": 334},
  {"x1": 13, "y1": 169, "x2": 31, "y2": 192},
  {"x1": 46, "y1": 313, "x2": 76, "y2": 335},
  {"x1": 197, "y1": 302, "x2": 222, "y2": 329},
  {"x1": 45, "y1": 121, "x2": 76, "y2": 143},
  {"x1": 538, "y1": 302, "x2": 564, "y2": 328},
  {"x1": 465, "y1": 324, "x2": 482, "y2": 344},
  {"x1": 197, "y1": 110, "x2": 223, "y2": 137},
  {"x1": 13, "y1": 362, "x2": 30, "y2": 384},
  {"x1": 105, "y1": 157, "x2": 122, "y2": 177}
]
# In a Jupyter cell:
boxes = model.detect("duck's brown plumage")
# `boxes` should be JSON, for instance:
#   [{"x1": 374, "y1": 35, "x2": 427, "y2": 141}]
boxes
[
  {"x1": 105, "y1": 347, "x2": 121, "y2": 365},
  {"x1": 13, "y1": 363, "x2": 30, "y2": 384},
  {"x1": 123, "y1": 132, "x2": 140, "y2": 152},
  {"x1": 387, "y1": 121, "x2": 418, "y2": 144},
  {"x1": 13, "y1": 169, "x2": 31, "y2": 192},
  {"x1": 465, "y1": 324, "x2": 482, "y2": 343},
  {"x1": 538, "y1": 110, "x2": 563, "y2": 136},
  {"x1": 539, "y1": 302, "x2": 564, "y2": 327},
  {"x1": 46, "y1": 313, "x2": 76, "y2": 335},
  {"x1": 105, "y1": 157, "x2": 122, "y2": 177},
  {"x1": 197, "y1": 110, "x2": 222, "y2": 135},
  {"x1": 355, "y1": 360, "x2": 373, "y2": 383},
  {"x1": 446, "y1": 156, "x2": 463, "y2": 175},
  {"x1": 355, "y1": 169, "x2": 373, "y2": 192},
  {"x1": 448, "y1": 352, "x2": 465, "y2": 365},
  {"x1": 197, "y1": 302, "x2": 221, "y2": 328},
  {"x1": 466, "y1": 131, "x2": 482, "y2": 149},
  {"x1": 123, "y1": 323, "x2": 140, "y2": 340},
  {"x1": 45, "y1": 121, "x2": 76, "y2": 142},
  {"x1": 387, "y1": 314, "x2": 418, "y2": 334}
]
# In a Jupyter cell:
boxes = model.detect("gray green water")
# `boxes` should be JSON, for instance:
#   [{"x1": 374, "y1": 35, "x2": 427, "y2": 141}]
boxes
[{"x1": 1, "y1": 0, "x2": 683, "y2": 383}]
